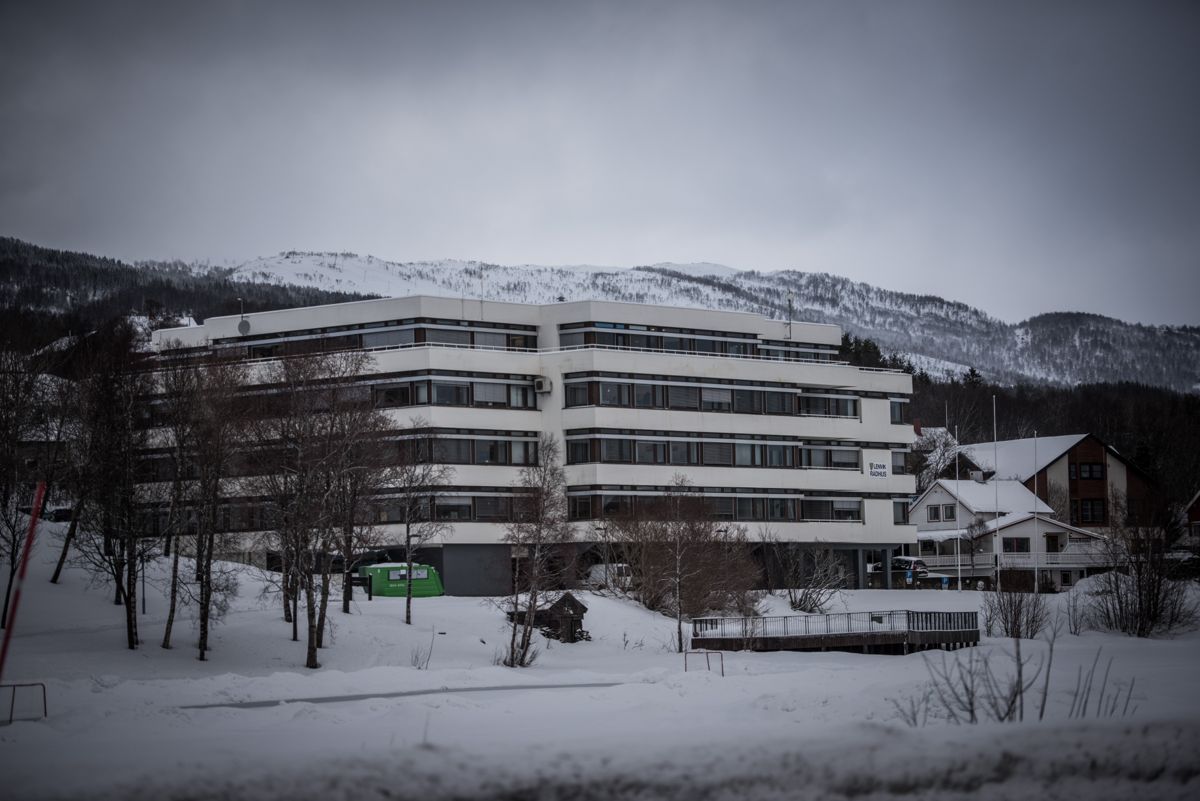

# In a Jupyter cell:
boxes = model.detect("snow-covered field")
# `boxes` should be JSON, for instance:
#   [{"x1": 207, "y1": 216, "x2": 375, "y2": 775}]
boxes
[{"x1": 3, "y1": 524, "x2": 1198, "y2": 800}]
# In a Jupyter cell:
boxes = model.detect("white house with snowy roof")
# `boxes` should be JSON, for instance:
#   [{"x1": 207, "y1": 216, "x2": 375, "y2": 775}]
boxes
[
  {"x1": 951, "y1": 433, "x2": 1155, "y2": 534},
  {"x1": 907, "y1": 477, "x2": 1111, "y2": 590}
]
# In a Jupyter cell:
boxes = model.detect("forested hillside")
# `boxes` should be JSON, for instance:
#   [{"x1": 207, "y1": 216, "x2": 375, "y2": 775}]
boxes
[{"x1": 0, "y1": 238, "x2": 372, "y2": 350}]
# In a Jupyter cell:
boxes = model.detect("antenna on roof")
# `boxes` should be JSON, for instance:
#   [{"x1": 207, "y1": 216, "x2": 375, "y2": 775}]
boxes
[{"x1": 786, "y1": 291, "x2": 794, "y2": 339}]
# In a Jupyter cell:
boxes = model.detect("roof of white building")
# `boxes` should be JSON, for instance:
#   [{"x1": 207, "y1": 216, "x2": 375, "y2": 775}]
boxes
[
  {"x1": 917, "y1": 513, "x2": 1105, "y2": 542},
  {"x1": 912, "y1": 478, "x2": 1053, "y2": 516},
  {"x1": 954, "y1": 434, "x2": 1087, "y2": 481}
]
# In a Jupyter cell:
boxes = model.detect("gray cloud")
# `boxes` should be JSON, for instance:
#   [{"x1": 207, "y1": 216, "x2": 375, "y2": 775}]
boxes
[{"x1": 1, "y1": 0, "x2": 1197, "y2": 324}]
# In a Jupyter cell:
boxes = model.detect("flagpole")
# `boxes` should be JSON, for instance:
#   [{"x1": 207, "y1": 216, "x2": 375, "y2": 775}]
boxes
[
  {"x1": 955, "y1": 424, "x2": 961, "y2": 591},
  {"x1": 993, "y1": 395, "x2": 1001, "y2": 591},
  {"x1": 1033, "y1": 429, "x2": 1039, "y2": 594}
]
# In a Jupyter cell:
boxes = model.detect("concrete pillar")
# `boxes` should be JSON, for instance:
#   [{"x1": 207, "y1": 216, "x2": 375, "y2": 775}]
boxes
[{"x1": 882, "y1": 546, "x2": 893, "y2": 589}]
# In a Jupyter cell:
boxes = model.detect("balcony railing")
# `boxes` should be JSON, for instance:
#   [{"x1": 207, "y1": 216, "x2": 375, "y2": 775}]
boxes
[
  {"x1": 917, "y1": 549, "x2": 1114, "y2": 570},
  {"x1": 692, "y1": 609, "x2": 978, "y2": 640}
]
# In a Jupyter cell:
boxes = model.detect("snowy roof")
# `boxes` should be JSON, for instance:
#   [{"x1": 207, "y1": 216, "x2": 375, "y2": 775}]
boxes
[
  {"x1": 911, "y1": 478, "x2": 1052, "y2": 516},
  {"x1": 917, "y1": 513, "x2": 1104, "y2": 542},
  {"x1": 955, "y1": 434, "x2": 1087, "y2": 481}
]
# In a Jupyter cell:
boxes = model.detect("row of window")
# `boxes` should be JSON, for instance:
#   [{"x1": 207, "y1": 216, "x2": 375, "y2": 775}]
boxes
[
  {"x1": 568, "y1": 494, "x2": 863, "y2": 522},
  {"x1": 241, "y1": 326, "x2": 537, "y2": 360},
  {"x1": 1071, "y1": 498, "x2": 1106, "y2": 525},
  {"x1": 136, "y1": 435, "x2": 539, "y2": 481},
  {"x1": 374, "y1": 380, "x2": 538, "y2": 410},
  {"x1": 557, "y1": 329, "x2": 835, "y2": 362},
  {"x1": 565, "y1": 381, "x2": 860, "y2": 418},
  {"x1": 925, "y1": 503, "x2": 958, "y2": 523},
  {"x1": 565, "y1": 438, "x2": 902, "y2": 472},
  {"x1": 140, "y1": 493, "x2": 528, "y2": 533},
  {"x1": 1069, "y1": 462, "x2": 1106, "y2": 480}
]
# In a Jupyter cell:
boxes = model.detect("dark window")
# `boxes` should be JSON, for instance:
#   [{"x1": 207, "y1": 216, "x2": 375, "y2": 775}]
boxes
[
  {"x1": 511, "y1": 440, "x2": 537, "y2": 465},
  {"x1": 893, "y1": 501, "x2": 909, "y2": 525},
  {"x1": 832, "y1": 500, "x2": 861, "y2": 521},
  {"x1": 1068, "y1": 463, "x2": 1077, "y2": 480},
  {"x1": 475, "y1": 439, "x2": 509, "y2": 465},
  {"x1": 736, "y1": 497, "x2": 763, "y2": 521},
  {"x1": 375, "y1": 384, "x2": 412, "y2": 408},
  {"x1": 701, "y1": 442, "x2": 733, "y2": 466},
  {"x1": 433, "y1": 438, "x2": 472, "y2": 464},
  {"x1": 508, "y1": 385, "x2": 535, "y2": 409},
  {"x1": 763, "y1": 391, "x2": 791, "y2": 415},
  {"x1": 565, "y1": 383, "x2": 590, "y2": 407},
  {"x1": 942, "y1": 504, "x2": 957, "y2": 522},
  {"x1": 435, "y1": 497, "x2": 473, "y2": 521},
  {"x1": 636, "y1": 441, "x2": 667, "y2": 464},
  {"x1": 768, "y1": 498, "x2": 795, "y2": 521},
  {"x1": 633, "y1": 384, "x2": 656, "y2": 408},
  {"x1": 567, "y1": 440, "x2": 591, "y2": 464},
  {"x1": 669, "y1": 441, "x2": 695, "y2": 465},
  {"x1": 433, "y1": 382, "x2": 469, "y2": 406},
  {"x1": 891, "y1": 451, "x2": 907, "y2": 475},
  {"x1": 927, "y1": 505, "x2": 941, "y2": 522},
  {"x1": 799, "y1": 499, "x2": 831, "y2": 520},
  {"x1": 602, "y1": 495, "x2": 632, "y2": 517},
  {"x1": 803, "y1": 448, "x2": 829, "y2": 468},
  {"x1": 709, "y1": 497, "x2": 735, "y2": 520},
  {"x1": 1002, "y1": 537, "x2": 1031, "y2": 553},
  {"x1": 601, "y1": 439, "x2": 633, "y2": 463},
  {"x1": 734, "y1": 443, "x2": 760, "y2": 466},
  {"x1": 733, "y1": 390, "x2": 760, "y2": 414},
  {"x1": 765, "y1": 444, "x2": 793, "y2": 468},
  {"x1": 700, "y1": 387, "x2": 732, "y2": 412},
  {"x1": 1080, "y1": 499, "x2": 1106, "y2": 524},
  {"x1": 890, "y1": 401, "x2": 906, "y2": 425},
  {"x1": 475, "y1": 496, "x2": 511, "y2": 521},
  {"x1": 473, "y1": 331, "x2": 507, "y2": 349},
  {"x1": 830, "y1": 449, "x2": 859, "y2": 469},
  {"x1": 668, "y1": 385, "x2": 700, "y2": 410},
  {"x1": 599, "y1": 383, "x2": 629, "y2": 407},
  {"x1": 559, "y1": 332, "x2": 585, "y2": 348},
  {"x1": 426, "y1": 328, "x2": 472, "y2": 345},
  {"x1": 568, "y1": 496, "x2": 592, "y2": 520}
]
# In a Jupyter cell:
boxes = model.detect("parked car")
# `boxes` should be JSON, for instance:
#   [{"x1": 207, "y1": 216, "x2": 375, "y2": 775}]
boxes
[
  {"x1": 868, "y1": 557, "x2": 929, "y2": 576},
  {"x1": 581, "y1": 562, "x2": 632, "y2": 590}
]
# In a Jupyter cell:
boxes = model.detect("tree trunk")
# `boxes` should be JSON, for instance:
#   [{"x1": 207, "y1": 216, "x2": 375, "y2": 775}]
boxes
[
  {"x1": 405, "y1": 524, "x2": 414, "y2": 625},
  {"x1": 49, "y1": 500, "x2": 83, "y2": 584},
  {"x1": 316, "y1": 554, "x2": 331, "y2": 648},
  {"x1": 197, "y1": 532, "x2": 213, "y2": 661},
  {"x1": 124, "y1": 536, "x2": 138, "y2": 650},
  {"x1": 304, "y1": 572, "x2": 320, "y2": 669},
  {"x1": 161, "y1": 541, "x2": 181, "y2": 648},
  {"x1": 281, "y1": 550, "x2": 293, "y2": 624},
  {"x1": 341, "y1": 567, "x2": 353, "y2": 614},
  {"x1": 1, "y1": 562, "x2": 16, "y2": 630}
]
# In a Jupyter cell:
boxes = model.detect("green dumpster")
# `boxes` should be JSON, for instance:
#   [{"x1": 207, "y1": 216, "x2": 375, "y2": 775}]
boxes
[{"x1": 359, "y1": 563, "x2": 445, "y2": 598}]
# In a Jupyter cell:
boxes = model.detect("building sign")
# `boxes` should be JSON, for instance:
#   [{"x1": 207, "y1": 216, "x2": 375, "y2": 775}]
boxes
[{"x1": 868, "y1": 461, "x2": 889, "y2": 479}]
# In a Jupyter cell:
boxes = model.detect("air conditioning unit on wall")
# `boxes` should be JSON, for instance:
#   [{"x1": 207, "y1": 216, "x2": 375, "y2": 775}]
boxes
[{"x1": 533, "y1": 377, "x2": 553, "y2": 394}]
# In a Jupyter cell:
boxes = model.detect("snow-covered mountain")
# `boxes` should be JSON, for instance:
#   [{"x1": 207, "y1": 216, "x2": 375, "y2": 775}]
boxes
[{"x1": 183, "y1": 251, "x2": 1198, "y2": 392}]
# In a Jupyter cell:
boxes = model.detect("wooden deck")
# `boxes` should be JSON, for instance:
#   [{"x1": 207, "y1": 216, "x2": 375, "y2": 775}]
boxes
[{"x1": 691, "y1": 610, "x2": 979, "y2": 655}]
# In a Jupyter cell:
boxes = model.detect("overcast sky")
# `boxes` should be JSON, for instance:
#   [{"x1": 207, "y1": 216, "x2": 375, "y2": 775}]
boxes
[{"x1": 2, "y1": 1, "x2": 1197, "y2": 325}]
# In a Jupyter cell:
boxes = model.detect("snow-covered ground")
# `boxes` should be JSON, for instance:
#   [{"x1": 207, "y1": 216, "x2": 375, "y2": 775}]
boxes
[{"x1": 3, "y1": 523, "x2": 1199, "y2": 800}]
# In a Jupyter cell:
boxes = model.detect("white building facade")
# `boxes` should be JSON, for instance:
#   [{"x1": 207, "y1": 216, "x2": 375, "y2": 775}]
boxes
[{"x1": 153, "y1": 296, "x2": 918, "y2": 595}]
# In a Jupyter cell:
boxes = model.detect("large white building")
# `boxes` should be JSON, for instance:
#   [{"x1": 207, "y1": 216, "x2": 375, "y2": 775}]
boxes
[{"x1": 153, "y1": 295, "x2": 918, "y2": 595}]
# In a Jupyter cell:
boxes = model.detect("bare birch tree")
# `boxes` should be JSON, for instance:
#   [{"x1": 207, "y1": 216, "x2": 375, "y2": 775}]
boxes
[
  {"x1": 503, "y1": 434, "x2": 573, "y2": 667},
  {"x1": 391, "y1": 420, "x2": 453, "y2": 625}
]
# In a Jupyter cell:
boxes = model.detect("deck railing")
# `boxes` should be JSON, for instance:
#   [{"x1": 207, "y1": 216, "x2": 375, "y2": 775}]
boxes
[
  {"x1": 918, "y1": 550, "x2": 1113, "y2": 570},
  {"x1": 691, "y1": 609, "x2": 978, "y2": 640}
]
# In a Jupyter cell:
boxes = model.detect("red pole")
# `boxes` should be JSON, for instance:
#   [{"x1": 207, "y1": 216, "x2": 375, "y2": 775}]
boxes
[{"x1": 0, "y1": 481, "x2": 47, "y2": 685}]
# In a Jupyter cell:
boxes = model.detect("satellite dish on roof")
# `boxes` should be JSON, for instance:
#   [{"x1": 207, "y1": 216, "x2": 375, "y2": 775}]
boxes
[{"x1": 237, "y1": 319, "x2": 251, "y2": 335}]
